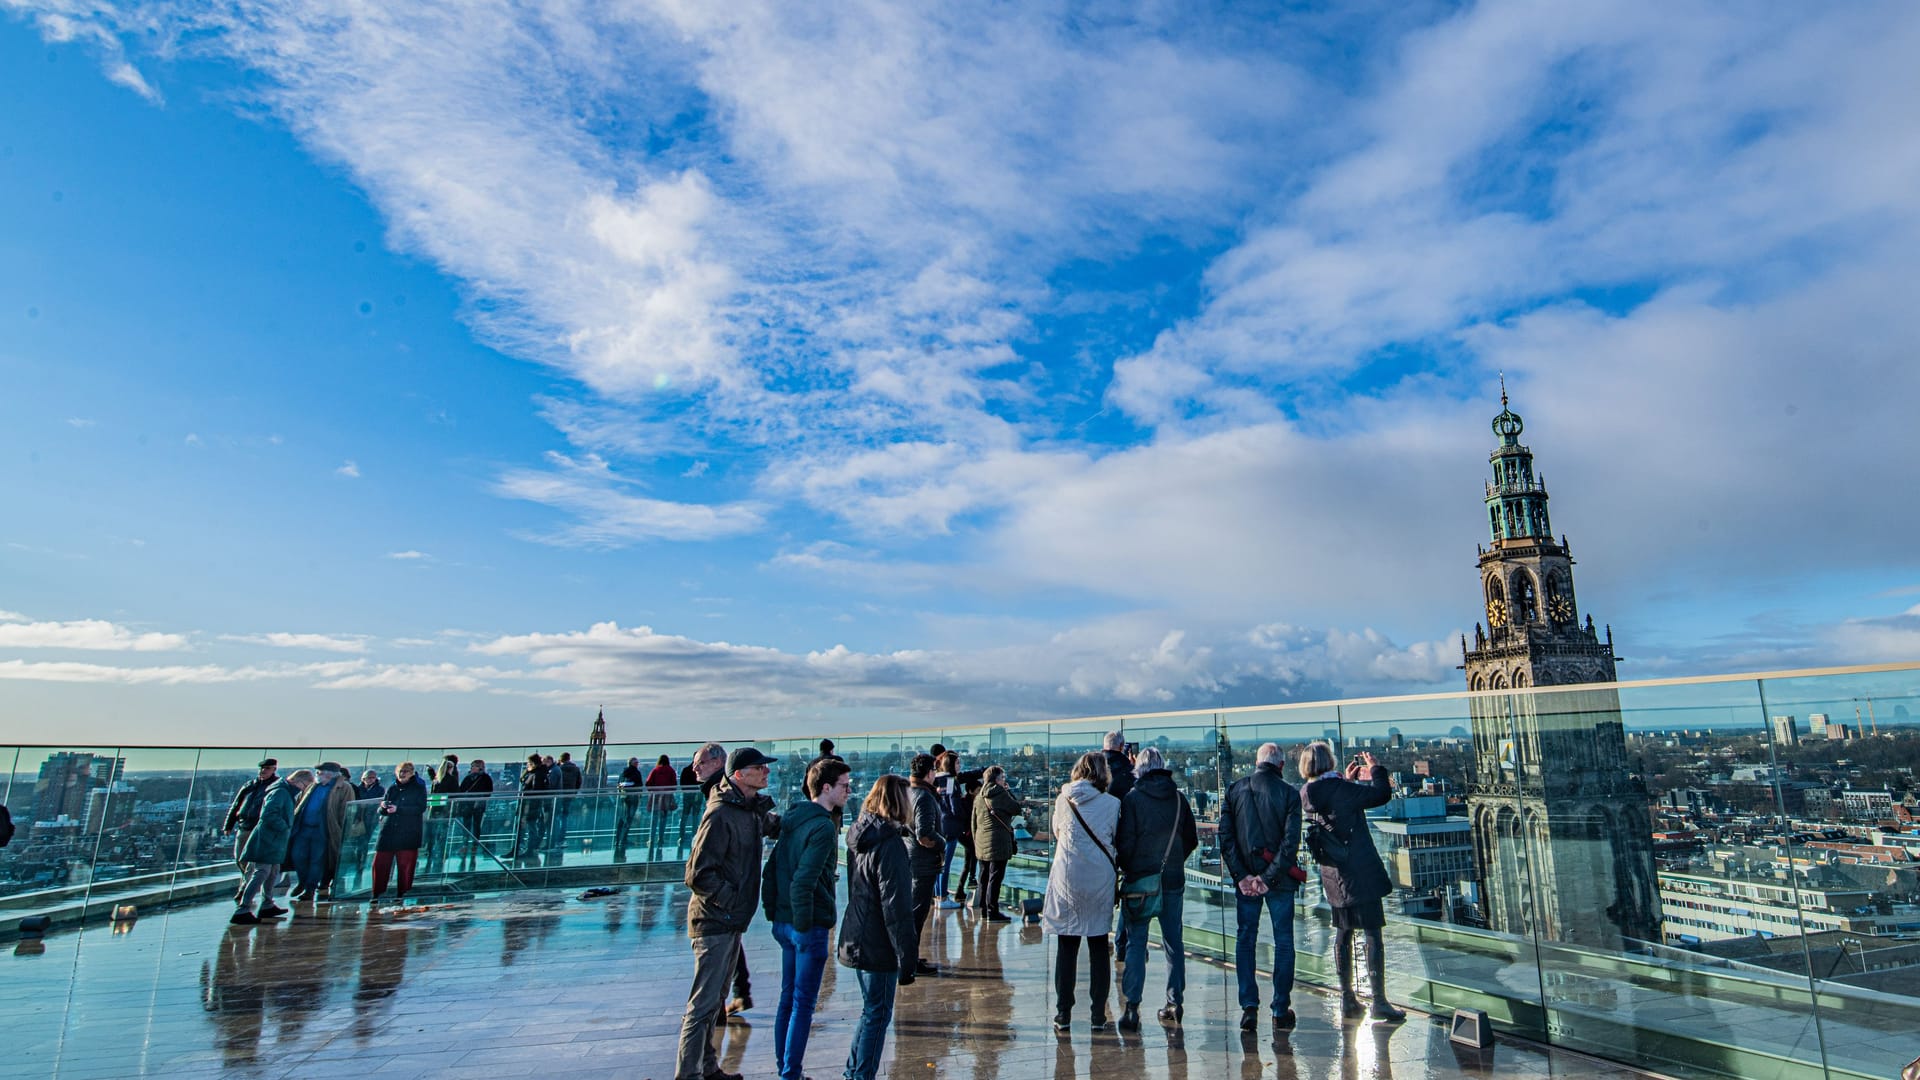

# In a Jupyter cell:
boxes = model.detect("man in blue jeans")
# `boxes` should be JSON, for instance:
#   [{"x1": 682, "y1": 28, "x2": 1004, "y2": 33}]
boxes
[
  {"x1": 762, "y1": 756, "x2": 852, "y2": 1080},
  {"x1": 1217, "y1": 741, "x2": 1304, "y2": 1034}
]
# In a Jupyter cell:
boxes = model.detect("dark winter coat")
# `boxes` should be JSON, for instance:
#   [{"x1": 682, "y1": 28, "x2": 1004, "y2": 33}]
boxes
[
  {"x1": 678, "y1": 764, "x2": 700, "y2": 812},
  {"x1": 684, "y1": 780, "x2": 777, "y2": 938},
  {"x1": 432, "y1": 768, "x2": 462, "y2": 797},
  {"x1": 1301, "y1": 767, "x2": 1393, "y2": 909},
  {"x1": 1114, "y1": 769, "x2": 1198, "y2": 892},
  {"x1": 555, "y1": 761, "x2": 583, "y2": 792},
  {"x1": 763, "y1": 799, "x2": 838, "y2": 932},
  {"x1": 237, "y1": 780, "x2": 298, "y2": 865},
  {"x1": 375, "y1": 774, "x2": 429, "y2": 853},
  {"x1": 225, "y1": 775, "x2": 275, "y2": 831},
  {"x1": 838, "y1": 812, "x2": 916, "y2": 976},
  {"x1": 353, "y1": 780, "x2": 386, "y2": 802},
  {"x1": 907, "y1": 780, "x2": 945, "y2": 876},
  {"x1": 1219, "y1": 761, "x2": 1304, "y2": 892},
  {"x1": 972, "y1": 783, "x2": 1021, "y2": 863},
  {"x1": 1101, "y1": 748, "x2": 1137, "y2": 802}
]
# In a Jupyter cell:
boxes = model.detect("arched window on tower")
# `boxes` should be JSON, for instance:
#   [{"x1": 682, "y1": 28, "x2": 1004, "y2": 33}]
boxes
[{"x1": 1514, "y1": 572, "x2": 1537, "y2": 623}]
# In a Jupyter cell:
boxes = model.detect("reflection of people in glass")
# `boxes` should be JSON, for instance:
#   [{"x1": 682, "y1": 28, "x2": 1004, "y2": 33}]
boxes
[
  {"x1": 1300, "y1": 742, "x2": 1405, "y2": 1023},
  {"x1": 201, "y1": 926, "x2": 267, "y2": 1065}
]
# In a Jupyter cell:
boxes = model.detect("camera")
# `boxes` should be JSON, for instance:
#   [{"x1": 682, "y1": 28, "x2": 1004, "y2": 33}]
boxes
[{"x1": 1123, "y1": 741, "x2": 1140, "y2": 756}]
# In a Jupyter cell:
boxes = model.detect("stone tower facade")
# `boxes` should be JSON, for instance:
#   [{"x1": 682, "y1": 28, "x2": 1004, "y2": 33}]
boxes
[{"x1": 1463, "y1": 392, "x2": 1661, "y2": 948}]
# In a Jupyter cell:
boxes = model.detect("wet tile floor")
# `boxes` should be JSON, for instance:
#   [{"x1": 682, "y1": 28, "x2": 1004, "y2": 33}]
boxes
[{"x1": 4, "y1": 884, "x2": 1651, "y2": 1079}]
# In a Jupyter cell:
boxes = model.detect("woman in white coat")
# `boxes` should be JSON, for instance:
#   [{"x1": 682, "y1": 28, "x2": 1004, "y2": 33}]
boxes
[{"x1": 1042, "y1": 751, "x2": 1122, "y2": 1031}]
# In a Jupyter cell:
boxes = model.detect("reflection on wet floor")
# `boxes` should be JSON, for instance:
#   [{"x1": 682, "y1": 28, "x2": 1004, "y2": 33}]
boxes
[{"x1": 4, "y1": 884, "x2": 1647, "y2": 1079}]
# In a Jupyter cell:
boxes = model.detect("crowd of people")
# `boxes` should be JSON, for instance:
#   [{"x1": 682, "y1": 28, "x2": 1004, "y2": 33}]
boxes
[{"x1": 673, "y1": 733, "x2": 1405, "y2": 1080}]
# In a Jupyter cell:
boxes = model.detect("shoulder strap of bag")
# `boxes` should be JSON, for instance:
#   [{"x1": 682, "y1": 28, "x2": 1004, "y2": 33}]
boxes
[
  {"x1": 1067, "y1": 799, "x2": 1118, "y2": 869},
  {"x1": 1155, "y1": 805, "x2": 1181, "y2": 871}
]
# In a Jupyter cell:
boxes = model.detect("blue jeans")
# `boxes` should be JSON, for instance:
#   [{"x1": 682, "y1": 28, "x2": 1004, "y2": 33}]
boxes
[
  {"x1": 844, "y1": 968, "x2": 898, "y2": 1080},
  {"x1": 936, "y1": 837, "x2": 958, "y2": 896},
  {"x1": 1120, "y1": 887, "x2": 1186, "y2": 1006},
  {"x1": 1235, "y1": 888, "x2": 1296, "y2": 1014},
  {"x1": 772, "y1": 922, "x2": 830, "y2": 1080},
  {"x1": 290, "y1": 825, "x2": 326, "y2": 893}
]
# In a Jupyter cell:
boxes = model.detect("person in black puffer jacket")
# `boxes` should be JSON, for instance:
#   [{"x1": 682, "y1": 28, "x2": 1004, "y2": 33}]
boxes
[
  {"x1": 1112, "y1": 748, "x2": 1199, "y2": 1029},
  {"x1": 1299, "y1": 740, "x2": 1402, "y2": 1023},
  {"x1": 839, "y1": 775, "x2": 918, "y2": 1080}
]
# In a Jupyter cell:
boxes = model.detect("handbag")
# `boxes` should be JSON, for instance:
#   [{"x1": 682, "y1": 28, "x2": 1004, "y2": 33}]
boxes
[
  {"x1": 1120, "y1": 803, "x2": 1182, "y2": 923},
  {"x1": 1304, "y1": 804, "x2": 1349, "y2": 866}
]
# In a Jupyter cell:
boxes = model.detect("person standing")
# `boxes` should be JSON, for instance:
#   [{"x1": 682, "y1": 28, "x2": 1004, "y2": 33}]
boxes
[
  {"x1": 615, "y1": 757, "x2": 645, "y2": 862},
  {"x1": 644, "y1": 754, "x2": 678, "y2": 859},
  {"x1": 677, "y1": 756, "x2": 702, "y2": 852},
  {"x1": 454, "y1": 759, "x2": 493, "y2": 868},
  {"x1": 1113, "y1": 747, "x2": 1199, "y2": 1029},
  {"x1": 1218, "y1": 741, "x2": 1306, "y2": 1033},
  {"x1": 223, "y1": 759, "x2": 279, "y2": 881},
  {"x1": 1300, "y1": 743, "x2": 1404, "y2": 1022},
  {"x1": 289, "y1": 763, "x2": 349, "y2": 901},
  {"x1": 674, "y1": 746, "x2": 779, "y2": 1080},
  {"x1": 429, "y1": 754, "x2": 462, "y2": 870},
  {"x1": 806, "y1": 739, "x2": 847, "y2": 826},
  {"x1": 934, "y1": 752, "x2": 981, "y2": 909},
  {"x1": 1100, "y1": 732, "x2": 1136, "y2": 966},
  {"x1": 688, "y1": 742, "x2": 759, "y2": 1017},
  {"x1": 372, "y1": 761, "x2": 429, "y2": 905},
  {"x1": 1042, "y1": 752, "x2": 1121, "y2": 1032},
  {"x1": 510, "y1": 753, "x2": 550, "y2": 860},
  {"x1": 971, "y1": 766, "x2": 1020, "y2": 922},
  {"x1": 838, "y1": 774, "x2": 918, "y2": 1080},
  {"x1": 763, "y1": 757, "x2": 851, "y2": 1080},
  {"x1": 905, "y1": 753, "x2": 945, "y2": 975},
  {"x1": 346, "y1": 768, "x2": 385, "y2": 887},
  {"x1": 551, "y1": 751, "x2": 583, "y2": 852},
  {"x1": 232, "y1": 769, "x2": 308, "y2": 924}
]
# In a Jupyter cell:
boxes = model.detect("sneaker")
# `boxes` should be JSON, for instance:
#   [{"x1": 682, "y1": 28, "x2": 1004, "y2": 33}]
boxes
[
  {"x1": 984, "y1": 910, "x2": 1012, "y2": 922},
  {"x1": 229, "y1": 910, "x2": 259, "y2": 925},
  {"x1": 1052, "y1": 1013, "x2": 1070, "y2": 1032},
  {"x1": 939, "y1": 898, "x2": 962, "y2": 910},
  {"x1": 914, "y1": 958, "x2": 939, "y2": 976},
  {"x1": 1089, "y1": 1011, "x2": 1111, "y2": 1032},
  {"x1": 1239, "y1": 1005, "x2": 1259, "y2": 1032},
  {"x1": 1273, "y1": 1008, "x2": 1297, "y2": 1031},
  {"x1": 256, "y1": 905, "x2": 288, "y2": 919},
  {"x1": 1156, "y1": 1002, "x2": 1184, "y2": 1024}
]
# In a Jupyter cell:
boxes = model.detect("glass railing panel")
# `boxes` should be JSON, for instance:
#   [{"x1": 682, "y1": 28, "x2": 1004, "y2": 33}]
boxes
[
  {"x1": 1760, "y1": 669, "x2": 1920, "y2": 1080},
  {"x1": 0, "y1": 746, "x2": 124, "y2": 904},
  {"x1": 1334, "y1": 692, "x2": 1538, "y2": 1035}
]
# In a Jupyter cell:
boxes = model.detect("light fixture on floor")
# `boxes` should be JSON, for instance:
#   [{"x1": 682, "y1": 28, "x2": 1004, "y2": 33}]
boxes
[{"x1": 1448, "y1": 1007, "x2": 1493, "y2": 1049}]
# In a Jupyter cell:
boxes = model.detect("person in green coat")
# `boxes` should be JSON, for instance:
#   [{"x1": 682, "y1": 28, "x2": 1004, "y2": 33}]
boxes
[
  {"x1": 232, "y1": 769, "x2": 311, "y2": 925},
  {"x1": 761, "y1": 757, "x2": 852, "y2": 1080},
  {"x1": 970, "y1": 766, "x2": 1021, "y2": 922}
]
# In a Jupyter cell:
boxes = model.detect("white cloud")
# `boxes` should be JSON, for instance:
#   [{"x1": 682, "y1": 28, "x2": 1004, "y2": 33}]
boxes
[
  {"x1": 0, "y1": 658, "x2": 358, "y2": 686},
  {"x1": 496, "y1": 451, "x2": 762, "y2": 545},
  {"x1": 219, "y1": 632, "x2": 369, "y2": 654},
  {"x1": 681, "y1": 460, "x2": 709, "y2": 479},
  {"x1": 335, "y1": 460, "x2": 360, "y2": 478},
  {"x1": 65, "y1": 417, "x2": 95, "y2": 428},
  {"x1": 312, "y1": 662, "x2": 486, "y2": 693},
  {"x1": 183, "y1": 433, "x2": 202, "y2": 447},
  {"x1": 0, "y1": 618, "x2": 189, "y2": 651},
  {"x1": 385, "y1": 550, "x2": 430, "y2": 560}
]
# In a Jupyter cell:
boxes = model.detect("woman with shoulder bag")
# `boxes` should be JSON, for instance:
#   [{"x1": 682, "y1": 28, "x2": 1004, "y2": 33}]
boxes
[
  {"x1": 971, "y1": 766, "x2": 1020, "y2": 922},
  {"x1": 1040, "y1": 752, "x2": 1122, "y2": 1031},
  {"x1": 1112, "y1": 747, "x2": 1198, "y2": 1029},
  {"x1": 1299, "y1": 741, "x2": 1404, "y2": 1022}
]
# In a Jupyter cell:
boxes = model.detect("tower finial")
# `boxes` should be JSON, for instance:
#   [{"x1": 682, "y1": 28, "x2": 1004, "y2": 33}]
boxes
[{"x1": 1499, "y1": 371, "x2": 1508, "y2": 408}]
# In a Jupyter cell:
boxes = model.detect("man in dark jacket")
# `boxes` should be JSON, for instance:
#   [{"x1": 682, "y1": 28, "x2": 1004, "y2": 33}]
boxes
[
  {"x1": 223, "y1": 759, "x2": 279, "y2": 879},
  {"x1": 1113, "y1": 748, "x2": 1199, "y2": 1029},
  {"x1": 762, "y1": 757, "x2": 851, "y2": 1080},
  {"x1": 454, "y1": 759, "x2": 493, "y2": 869},
  {"x1": 675, "y1": 746, "x2": 779, "y2": 1080},
  {"x1": 550, "y1": 751, "x2": 583, "y2": 852},
  {"x1": 1217, "y1": 741, "x2": 1304, "y2": 1032},
  {"x1": 1100, "y1": 731, "x2": 1137, "y2": 802},
  {"x1": 905, "y1": 754, "x2": 945, "y2": 976}
]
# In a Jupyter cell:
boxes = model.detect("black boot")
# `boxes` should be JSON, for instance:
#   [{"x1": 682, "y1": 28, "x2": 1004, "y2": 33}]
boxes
[
  {"x1": 1119, "y1": 1002, "x2": 1140, "y2": 1032},
  {"x1": 1367, "y1": 937, "x2": 1405, "y2": 1022},
  {"x1": 1337, "y1": 939, "x2": 1364, "y2": 1018}
]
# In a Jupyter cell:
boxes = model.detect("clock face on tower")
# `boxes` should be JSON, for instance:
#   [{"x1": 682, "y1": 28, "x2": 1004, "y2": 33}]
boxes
[
  {"x1": 1549, "y1": 595, "x2": 1574, "y2": 623},
  {"x1": 1487, "y1": 597, "x2": 1508, "y2": 628}
]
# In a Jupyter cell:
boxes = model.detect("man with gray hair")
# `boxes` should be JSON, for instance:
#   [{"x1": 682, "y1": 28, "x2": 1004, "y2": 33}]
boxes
[{"x1": 1218, "y1": 741, "x2": 1304, "y2": 1033}]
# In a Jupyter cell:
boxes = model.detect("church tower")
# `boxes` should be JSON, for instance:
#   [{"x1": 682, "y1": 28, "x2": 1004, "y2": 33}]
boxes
[
  {"x1": 1463, "y1": 389, "x2": 1660, "y2": 948},
  {"x1": 584, "y1": 708, "x2": 609, "y2": 790}
]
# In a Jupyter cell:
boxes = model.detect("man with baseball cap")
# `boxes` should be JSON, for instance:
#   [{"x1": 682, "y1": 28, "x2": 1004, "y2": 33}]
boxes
[
  {"x1": 675, "y1": 746, "x2": 781, "y2": 1080},
  {"x1": 223, "y1": 759, "x2": 279, "y2": 895}
]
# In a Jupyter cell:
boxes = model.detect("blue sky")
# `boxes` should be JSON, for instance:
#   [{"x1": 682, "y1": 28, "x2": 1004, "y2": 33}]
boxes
[{"x1": 3, "y1": 1, "x2": 1919, "y2": 745}]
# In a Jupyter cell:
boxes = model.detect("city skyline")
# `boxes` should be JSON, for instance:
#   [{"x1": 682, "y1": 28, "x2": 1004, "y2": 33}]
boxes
[{"x1": 5, "y1": 5, "x2": 1920, "y2": 744}]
